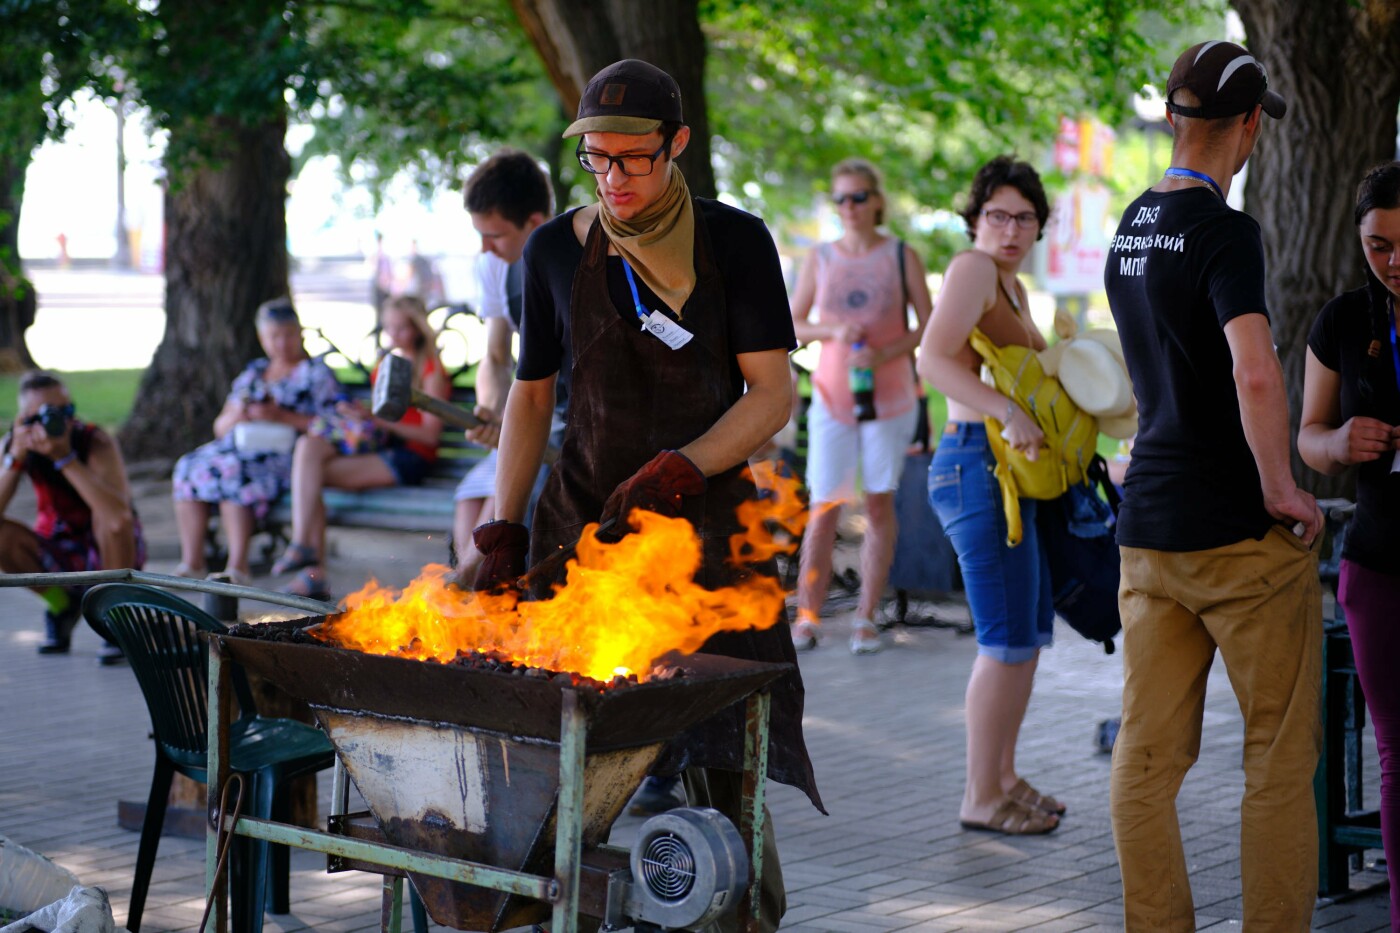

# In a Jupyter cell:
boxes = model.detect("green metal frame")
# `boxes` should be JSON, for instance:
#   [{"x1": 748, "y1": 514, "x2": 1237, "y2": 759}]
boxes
[
  {"x1": 1313, "y1": 618, "x2": 1384, "y2": 898},
  {"x1": 204, "y1": 639, "x2": 774, "y2": 933}
]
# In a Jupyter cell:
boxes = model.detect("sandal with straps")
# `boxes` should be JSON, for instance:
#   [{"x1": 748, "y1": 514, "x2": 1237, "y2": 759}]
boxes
[
  {"x1": 281, "y1": 567, "x2": 331, "y2": 602},
  {"x1": 271, "y1": 543, "x2": 319, "y2": 576},
  {"x1": 1008, "y1": 777, "x2": 1067, "y2": 816},
  {"x1": 960, "y1": 797, "x2": 1060, "y2": 836}
]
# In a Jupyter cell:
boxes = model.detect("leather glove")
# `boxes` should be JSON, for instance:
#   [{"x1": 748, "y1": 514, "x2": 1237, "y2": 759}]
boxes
[
  {"x1": 471, "y1": 520, "x2": 530, "y2": 592},
  {"x1": 599, "y1": 450, "x2": 707, "y2": 534}
]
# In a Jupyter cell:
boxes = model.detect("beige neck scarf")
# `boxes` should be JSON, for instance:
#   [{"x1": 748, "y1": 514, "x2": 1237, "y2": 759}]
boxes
[{"x1": 597, "y1": 166, "x2": 695, "y2": 317}]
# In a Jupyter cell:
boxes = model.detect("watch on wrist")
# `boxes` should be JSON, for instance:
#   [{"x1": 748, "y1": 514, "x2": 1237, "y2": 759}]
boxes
[{"x1": 3, "y1": 453, "x2": 19, "y2": 472}]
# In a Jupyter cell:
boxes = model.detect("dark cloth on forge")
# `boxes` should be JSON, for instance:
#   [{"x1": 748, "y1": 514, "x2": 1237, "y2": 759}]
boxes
[
  {"x1": 1104, "y1": 187, "x2": 1274, "y2": 550},
  {"x1": 524, "y1": 203, "x2": 823, "y2": 815},
  {"x1": 1308, "y1": 280, "x2": 1400, "y2": 576}
]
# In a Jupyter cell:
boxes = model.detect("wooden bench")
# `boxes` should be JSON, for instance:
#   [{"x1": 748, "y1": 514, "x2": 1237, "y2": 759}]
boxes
[
  {"x1": 268, "y1": 382, "x2": 483, "y2": 529},
  {"x1": 208, "y1": 383, "x2": 487, "y2": 571}
]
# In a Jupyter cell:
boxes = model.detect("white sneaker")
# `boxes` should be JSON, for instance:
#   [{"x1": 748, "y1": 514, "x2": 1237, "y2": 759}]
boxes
[
  {"x1": 791, "y1": 618, "x2": 819, "y2": 651},
  {"x1": 850, "y1": 618, "x2": 882, "y2": 655}
]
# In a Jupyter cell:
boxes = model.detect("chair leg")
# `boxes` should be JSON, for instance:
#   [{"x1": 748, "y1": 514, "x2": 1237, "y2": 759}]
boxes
[
  {"x1": 242, "y1": 773, "x2": 280, "y2": 933},
  {"x1": 267, "y1": 788, "x2": 291, "y2": 914},
  {"x1": 126, "y1": 757, "x2": 175, "y2": 933},
  {"x1": 409, "y1": 884, "x2": 429, "y2": 933}
]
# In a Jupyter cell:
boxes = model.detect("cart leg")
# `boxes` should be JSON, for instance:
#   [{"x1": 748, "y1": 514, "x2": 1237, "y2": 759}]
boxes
[
  {"x1": 205, "y1": 640, "x2": 232, "y2": 933},
  {"x1": 380, "y1": 875, "x2": 405, "y2": 933},
  {"x1": 739, "y1": 691, "x2": 771, "y2": 933},
  {"x1": 550, "y1": 690, "x2": 585, "y2": 933}
]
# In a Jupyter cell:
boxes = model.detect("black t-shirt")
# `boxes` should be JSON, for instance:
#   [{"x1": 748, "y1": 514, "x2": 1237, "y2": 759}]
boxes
[
  {"x1": 1104, "y1": 187, "x2": 1274, "y2": 550},
  {"x1": 516, "y1": 198, "x2": 796, "y2": 402},
  {"x1": 1308, "y1": 283, "x2": 1400, "y2": 575}
]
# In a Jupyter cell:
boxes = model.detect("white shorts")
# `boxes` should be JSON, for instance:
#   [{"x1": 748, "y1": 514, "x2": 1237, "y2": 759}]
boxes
[{"x1": 805, "y1": 395, "x2": 917, "y2": 504}]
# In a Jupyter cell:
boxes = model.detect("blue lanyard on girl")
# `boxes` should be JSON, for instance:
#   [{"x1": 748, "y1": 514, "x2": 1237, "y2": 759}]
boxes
[
  {"x1": 1164, "y1": 167, "x2": 1223, "y2": 200},
  {"x1": 1389, "y1": 298, "x2": 1400, "y2": 392},
  {"x1": 621, "y1": 258, "x2": 650, "y2": 330}
]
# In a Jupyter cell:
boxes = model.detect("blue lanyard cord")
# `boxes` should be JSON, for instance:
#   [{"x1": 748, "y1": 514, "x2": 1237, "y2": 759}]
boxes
[
  {"x1": 1388, "y1": 298, "x2": 1400, "y2": 392},
  {"x1": 620, "y1": 259, "x2": 649, "y2": 326},
  {"x1": 1164, "y1": 167, "x2": 1224, "y2": 200}
]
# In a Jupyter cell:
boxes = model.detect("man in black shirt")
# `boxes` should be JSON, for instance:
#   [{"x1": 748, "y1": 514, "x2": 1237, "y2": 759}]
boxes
[
  {"x1": 473, "y1": 59, "x2": 821, "y2": 933},
  {"x1": 1103, "y1": 40, "x2": 1324, "y2": 931}
]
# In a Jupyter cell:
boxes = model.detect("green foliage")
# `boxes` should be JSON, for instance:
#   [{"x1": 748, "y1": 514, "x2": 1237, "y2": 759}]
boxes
[
  {"x1": 295, "y1": 0, "x2": 557, "y2": 202},
  {"x1": 701, "y1": 0, "x2": 1211, "y2": 264}
]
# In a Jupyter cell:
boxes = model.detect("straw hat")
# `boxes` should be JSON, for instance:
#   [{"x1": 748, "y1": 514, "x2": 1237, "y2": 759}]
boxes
[{"x1": 1039, "y1": 328, "x2": 1138, "y2": 440}]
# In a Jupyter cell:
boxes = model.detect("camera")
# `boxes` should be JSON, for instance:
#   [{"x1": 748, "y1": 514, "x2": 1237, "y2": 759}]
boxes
[{"x1": 24, "y1": 403, "x2": 74, "y2": 438}]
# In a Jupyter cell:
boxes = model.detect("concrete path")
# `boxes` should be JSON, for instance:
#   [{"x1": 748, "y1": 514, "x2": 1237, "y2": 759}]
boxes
[{"x1": 0, "y1": 472, "x2": 1389, "y2": 932}]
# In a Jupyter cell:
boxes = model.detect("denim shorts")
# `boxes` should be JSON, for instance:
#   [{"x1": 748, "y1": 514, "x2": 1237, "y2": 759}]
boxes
[
  {"x1": 928, "y1": 422, "x2": 1053, "y2": 663},
  {"x1": 378, "y1": 444, "x2": 430, "y2": 486}
]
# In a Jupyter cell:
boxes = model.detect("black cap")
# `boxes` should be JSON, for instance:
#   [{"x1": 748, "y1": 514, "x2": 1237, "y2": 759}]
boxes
[
  {"x1": 562, "y1": 59, "x2": 683, "y2": 138},
  {"x1": 1166, "y1": 41, "x2": 1286, "y2": 120}
]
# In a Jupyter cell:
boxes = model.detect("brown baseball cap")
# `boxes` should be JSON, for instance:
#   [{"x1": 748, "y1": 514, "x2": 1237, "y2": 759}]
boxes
[
  {"x1": 562, "y1": 59, "x2": 684, "y2": 138},
  {"x1": 1166, "y1": 41, "x2": 1286, "y2": 120}
]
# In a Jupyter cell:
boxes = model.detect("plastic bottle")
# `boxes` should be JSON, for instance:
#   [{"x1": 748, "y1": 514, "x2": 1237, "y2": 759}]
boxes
[{"x1": 849, "y1": 341, "x2": 877, "y2": 422}]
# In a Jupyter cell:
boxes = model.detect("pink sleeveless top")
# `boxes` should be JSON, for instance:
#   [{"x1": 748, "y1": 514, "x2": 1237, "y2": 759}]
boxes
[{"x1": 810, "y1": 238, "x2": 916, "y2": 425}]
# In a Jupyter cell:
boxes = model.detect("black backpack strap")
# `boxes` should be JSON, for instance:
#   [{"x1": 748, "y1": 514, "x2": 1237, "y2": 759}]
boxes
[{"x1": 1086, "y1": 453, "x2": 1122, "y2": 517}]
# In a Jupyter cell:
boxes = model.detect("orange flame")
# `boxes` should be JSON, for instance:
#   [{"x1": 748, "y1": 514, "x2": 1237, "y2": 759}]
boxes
[{"x1": 312, "y1": 463, "x2": 807, "y2": 683}]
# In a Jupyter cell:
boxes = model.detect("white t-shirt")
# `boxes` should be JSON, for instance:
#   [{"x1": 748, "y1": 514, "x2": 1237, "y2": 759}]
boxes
[{"x1": 474, "y1": 252, "x2": 512, "y2": 327}]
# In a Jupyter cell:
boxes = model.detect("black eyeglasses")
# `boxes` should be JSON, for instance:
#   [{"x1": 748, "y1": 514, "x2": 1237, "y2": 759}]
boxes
[
  {"x1": 832, "y1": 190, "x2": 873, "y2": 206},
  {"x1": 981, "y1": 209, "x2": 1039, "y2": 230},
  {"x1": 575, "y1": 140, "x2": 669, "y2": 177}
]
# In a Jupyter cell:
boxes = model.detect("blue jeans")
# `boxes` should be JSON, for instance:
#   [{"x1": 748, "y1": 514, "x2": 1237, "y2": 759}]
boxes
[{"x1": 928, "y1": 422, "x2": 1053, "y2": 663}]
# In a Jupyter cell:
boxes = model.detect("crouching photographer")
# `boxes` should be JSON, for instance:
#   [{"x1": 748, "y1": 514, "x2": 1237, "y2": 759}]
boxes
[{"x1": 0, "y1": 371, "x2": 146, "y2": 662}]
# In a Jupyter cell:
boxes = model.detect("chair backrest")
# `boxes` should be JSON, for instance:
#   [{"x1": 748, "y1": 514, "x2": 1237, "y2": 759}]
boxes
[{"x1": 82, "y1": 584, "x2": 255, "y2": 770}]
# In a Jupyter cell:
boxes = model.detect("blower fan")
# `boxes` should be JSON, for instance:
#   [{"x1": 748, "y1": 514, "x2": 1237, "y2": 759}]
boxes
[{"x1": 624, "y1": 807, "x2": 750, "y2": 931}]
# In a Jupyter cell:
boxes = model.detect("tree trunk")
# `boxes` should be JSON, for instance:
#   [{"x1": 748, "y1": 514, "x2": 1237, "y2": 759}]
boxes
[
  {"x1": 118, "y1": 117, "x2": 291, "y2": 461},
  {"x1": 1233, "y1": 0, "x2": 1400, "y2": 498},
  {"x1": 0, "y1": 154, "x2": 38, "y2": 374},
  {"x1": 509, "y1": 0, "x2": 717, "y2": 199}
]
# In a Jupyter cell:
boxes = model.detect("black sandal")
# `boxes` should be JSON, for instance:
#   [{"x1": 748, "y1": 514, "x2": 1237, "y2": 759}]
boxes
[
  {"x1": 271, "y1": 543, "x2": 319, "y2": 576},
  {"x1": 281, "y1": 567, "x2": 331, "y2": 602}
]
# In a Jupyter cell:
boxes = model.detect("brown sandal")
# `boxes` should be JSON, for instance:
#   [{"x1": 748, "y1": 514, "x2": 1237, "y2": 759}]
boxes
[
  {"x1": 960, "y1": 797, "x2": 1059, "y2": 836},
  {"x1": 1008, "y1": 777, "x2": 1067, "y2": 815}
]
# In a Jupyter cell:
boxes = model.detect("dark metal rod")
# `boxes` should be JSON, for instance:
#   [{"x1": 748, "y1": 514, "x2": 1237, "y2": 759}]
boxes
[{"x1": 0, "y1": 569, "x2": 337, "y2": 615}]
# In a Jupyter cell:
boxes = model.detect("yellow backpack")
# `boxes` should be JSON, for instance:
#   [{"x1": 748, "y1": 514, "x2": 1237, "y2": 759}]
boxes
[{"x1": 968, "y1": 327, "x2": 1099, "y2": 547}]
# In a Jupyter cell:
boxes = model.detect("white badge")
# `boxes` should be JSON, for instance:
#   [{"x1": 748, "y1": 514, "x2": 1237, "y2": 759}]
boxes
[{"x1": 640, "y1": 311, "x2": 694, "y2": 350}]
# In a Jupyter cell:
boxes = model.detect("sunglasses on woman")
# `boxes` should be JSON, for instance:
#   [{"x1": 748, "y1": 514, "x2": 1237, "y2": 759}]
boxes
[{"x1": 831, "y1": 190, "x2": 873, "y2": 206}]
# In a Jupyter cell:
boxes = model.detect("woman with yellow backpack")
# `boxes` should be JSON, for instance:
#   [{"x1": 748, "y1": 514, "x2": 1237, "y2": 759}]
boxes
[{"x1": 916, "y1": 156, "x2": 1065, "y2": 837}]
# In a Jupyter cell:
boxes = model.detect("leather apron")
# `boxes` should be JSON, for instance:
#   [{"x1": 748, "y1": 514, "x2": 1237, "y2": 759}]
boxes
[{"x1": 529, "y1": 204, "x2": 823, "y2": 813}]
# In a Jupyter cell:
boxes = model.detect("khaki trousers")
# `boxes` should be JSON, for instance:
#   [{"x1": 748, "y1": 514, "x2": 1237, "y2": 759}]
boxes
[{"x1": 1111, "y1": 526, "x2": 1322, "y2": 932}]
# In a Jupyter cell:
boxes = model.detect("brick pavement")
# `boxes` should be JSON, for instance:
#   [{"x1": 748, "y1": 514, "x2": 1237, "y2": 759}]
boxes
[{"x1": 0, "y1": 477, "x2": 1390, "y2": 932}]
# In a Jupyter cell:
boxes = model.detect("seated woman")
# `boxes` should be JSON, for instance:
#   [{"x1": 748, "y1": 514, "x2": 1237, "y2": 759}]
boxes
[
  {"x1": 273, "y1": 294, "x2": 450, "y2": 598},
  {"x1": 171, "y1": 298, "x2": 340, "y2": 584}
]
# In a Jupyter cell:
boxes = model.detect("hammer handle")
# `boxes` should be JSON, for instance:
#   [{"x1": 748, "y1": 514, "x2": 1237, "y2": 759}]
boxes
[{"x1": 410, "y1": 389, "x2": 482, "y2": 429}]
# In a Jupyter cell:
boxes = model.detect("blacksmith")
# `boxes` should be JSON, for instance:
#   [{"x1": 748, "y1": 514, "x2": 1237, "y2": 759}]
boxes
[{"x1": 473, "y1": 59, "x2": 822, "y2": 931}]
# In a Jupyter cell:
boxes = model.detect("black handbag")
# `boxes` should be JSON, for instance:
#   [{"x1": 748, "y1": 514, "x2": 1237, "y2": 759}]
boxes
[{"x1": 1036, "y1": 455, "x2": 1121, "y2": 654}]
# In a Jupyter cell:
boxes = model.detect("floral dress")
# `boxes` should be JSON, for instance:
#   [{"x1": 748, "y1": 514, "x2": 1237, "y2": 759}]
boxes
[{"x1": 172, "y1": 357, "x2": 340, "y2": 517}]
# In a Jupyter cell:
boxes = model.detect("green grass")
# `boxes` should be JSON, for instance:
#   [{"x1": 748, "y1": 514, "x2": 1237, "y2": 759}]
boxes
[{"x1": 0, "y1": 369, "x2": 145, "y2": 432}]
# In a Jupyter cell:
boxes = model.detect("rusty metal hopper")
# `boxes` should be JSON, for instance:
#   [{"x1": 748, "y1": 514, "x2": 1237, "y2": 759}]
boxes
[{"x1": 215, "y1": 620, "x2": 788, "y2": 932}]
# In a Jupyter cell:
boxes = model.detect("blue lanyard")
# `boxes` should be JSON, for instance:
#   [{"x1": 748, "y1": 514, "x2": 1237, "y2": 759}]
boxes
[
  {"x1": 1388, "y1": 298, "x2": 1400, "y2": 392},
  {"x1": 1164, "y1": 167, "x2": 1224, "y2": 200},
  {"x1": 620, "y1": 259, "x2": 649, "y2": 327}
]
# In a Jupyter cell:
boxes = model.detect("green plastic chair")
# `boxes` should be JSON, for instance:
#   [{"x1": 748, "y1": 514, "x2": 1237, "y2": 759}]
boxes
[{"x1": 82, "y1": 583, "x2": 336, "y2": 933}]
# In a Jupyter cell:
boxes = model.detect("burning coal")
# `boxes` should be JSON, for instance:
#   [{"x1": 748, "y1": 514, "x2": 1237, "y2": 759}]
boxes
[{"x1": 308, "y1": 463, "x2": 808, "y2": 683}]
